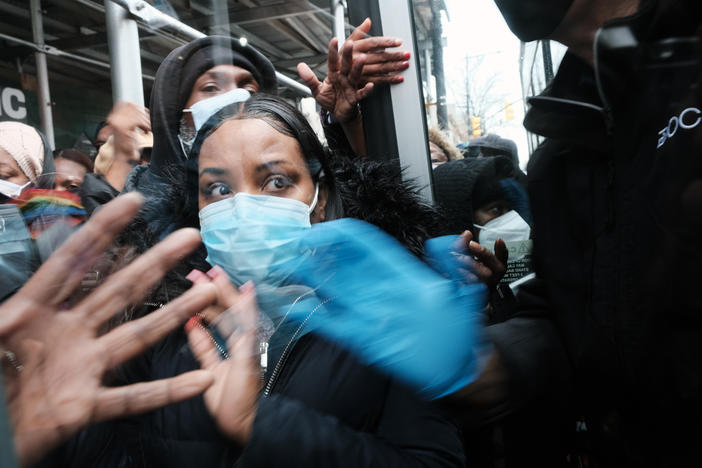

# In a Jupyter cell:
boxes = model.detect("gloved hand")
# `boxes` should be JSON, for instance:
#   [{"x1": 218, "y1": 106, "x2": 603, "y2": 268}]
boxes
[{"x1": 286, "y1": 218, "x2": 486, "y2": 399}]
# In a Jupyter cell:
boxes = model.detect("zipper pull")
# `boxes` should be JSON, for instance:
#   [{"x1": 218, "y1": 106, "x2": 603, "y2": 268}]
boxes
[{"x1": 259, "y1": 341, "x2": 269, "y2": 372}]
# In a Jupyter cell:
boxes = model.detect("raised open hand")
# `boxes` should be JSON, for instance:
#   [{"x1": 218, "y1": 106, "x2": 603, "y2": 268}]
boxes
[
  {"x1": 185, "y1": 267, "x2": 263, "y2": 445},
  {"x1": 457, "y1": 231, "x2": 509, "y2": 289},
  {"x1": 0, "y1": 193, "x2": 217, "y2": 466}
]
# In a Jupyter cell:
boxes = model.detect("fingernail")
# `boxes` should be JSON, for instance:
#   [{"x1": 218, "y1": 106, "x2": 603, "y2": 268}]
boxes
[
  {"x1": 207, "y1": 265, "x2": 226, "y2": 279},
  {"x1": 397, "y1": 76, "x2": 404, "y2": 83},
  {"x1": 186, "y1": 270, "x2": 200, "y2": 282},
  {"x1": 403, "y1": 51, "x2": 411, "y2": 59},
  {"x1": 402, "y1": 61, "x2": 410, "y2": 68},
  {"x1": 239, "y1": 281, "x2": 255, "y2": 294},
  {"x1": 185, "y1": 316, "x2": 201, "y2": 332}
]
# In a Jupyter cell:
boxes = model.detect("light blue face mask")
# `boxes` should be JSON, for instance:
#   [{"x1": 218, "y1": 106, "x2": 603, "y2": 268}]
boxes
[{"x1": 199, "y1": 187, "x2": 318, "y2": 287}]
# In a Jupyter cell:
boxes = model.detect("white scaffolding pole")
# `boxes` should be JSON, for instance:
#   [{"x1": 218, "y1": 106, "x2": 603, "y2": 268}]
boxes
[
  {"x1": 105, "y1": 0, "x2": 145, "y2": 105},
  {"x1": 332, "y1": 0, "x2": 347, "y2": 47},
  {"x1": 108, "y1": 0, "x2": 311, "y2": 96},
  {"x1": 29, "y1": 0, "x2": 55, "y2": 149}
]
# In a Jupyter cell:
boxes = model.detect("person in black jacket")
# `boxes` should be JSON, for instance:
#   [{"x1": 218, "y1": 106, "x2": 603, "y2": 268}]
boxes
[
  {"x1": 489, "y1": 0, "x2": 702, "y2": 465},
  {"x1": 41, "y1": 94, "x2": 466, "y2": 467}
]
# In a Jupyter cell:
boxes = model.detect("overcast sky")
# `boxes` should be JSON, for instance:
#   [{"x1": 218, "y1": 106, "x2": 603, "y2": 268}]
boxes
[{"x1": 442, "y1": 0, "x2": 529, "y2": 166}]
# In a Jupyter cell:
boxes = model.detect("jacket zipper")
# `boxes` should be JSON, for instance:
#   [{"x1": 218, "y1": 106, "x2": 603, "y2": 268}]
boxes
[{"x1": 262, "y1": 297, "x2": 331, "y2": 397}]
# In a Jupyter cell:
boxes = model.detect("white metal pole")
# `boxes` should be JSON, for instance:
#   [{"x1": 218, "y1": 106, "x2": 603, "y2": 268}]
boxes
[
  {"x1": 107, "y1": 0, "x2": 311, "y2": 96},
  {"x1": 333, "y1": 0, "x2": 346, "y2": 47},
  {"x1": 377, "y1": 0, "x2": 433, "y2": 202},
  {"x1": 29, "y1": 0, "x2": 55, "y2": 150},
  {"x1": 105, "y1": 0, "x2": 145, "y2": 105}
]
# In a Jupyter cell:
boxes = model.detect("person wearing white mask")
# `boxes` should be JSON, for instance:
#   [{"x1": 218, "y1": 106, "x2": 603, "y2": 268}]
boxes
[
  {"x1": 0, "y1": 122, "x2": 57, "y2": 300},
  {"x1": 0, "y1": 122, "x2": 54, "y2": 200}
]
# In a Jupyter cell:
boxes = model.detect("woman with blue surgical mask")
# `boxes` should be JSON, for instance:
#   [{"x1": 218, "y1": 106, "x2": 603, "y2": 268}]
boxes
[{"x1": 46, "y1": 94, "x2": 465, "y2": 467}]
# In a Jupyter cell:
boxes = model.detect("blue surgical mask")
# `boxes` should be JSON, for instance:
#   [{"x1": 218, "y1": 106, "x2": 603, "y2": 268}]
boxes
[{"x1": 199, "y1": 187, "x2": 318, "y2": 287}]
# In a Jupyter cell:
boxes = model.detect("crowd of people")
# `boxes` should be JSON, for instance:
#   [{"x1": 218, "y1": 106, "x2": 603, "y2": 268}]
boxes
[{"x1": 0, "y1": 0, "x2": 701, "y2": 466}]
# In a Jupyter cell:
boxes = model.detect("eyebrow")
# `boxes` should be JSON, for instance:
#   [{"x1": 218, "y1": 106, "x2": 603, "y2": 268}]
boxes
[
  {"x1": 255, "y1": 160, "x2": 291, "y2": 172},
  {"x1": 199, "y1": 167, "x2": 228, "y2": 177}
]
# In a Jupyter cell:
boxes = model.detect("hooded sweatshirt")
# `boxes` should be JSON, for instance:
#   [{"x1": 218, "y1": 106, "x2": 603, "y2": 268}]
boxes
[{"x1": 118, "y1": 36, "x2": 277, "y2": 238}]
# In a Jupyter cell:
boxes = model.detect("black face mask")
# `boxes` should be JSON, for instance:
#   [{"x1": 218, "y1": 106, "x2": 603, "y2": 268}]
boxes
[{"x1": 494, "y1": 0, "x2": 575, "y2": 42}]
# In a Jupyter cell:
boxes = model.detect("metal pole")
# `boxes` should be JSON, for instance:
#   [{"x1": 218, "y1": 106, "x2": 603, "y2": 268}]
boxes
[
  {"x1": 428, "y1": 0, "x2": 447, "y2": 130},
  {"x1": 464, "y1": 56, "x2": 471, "y2": 121},
  {"x1": 105, "y1": 0, "x2": 144, "y2": 105},
  {"x1": 377, "y1": 0, "x2": 434, "y2": 202},
  {"x1": 29, "y1": 0, "x2": 55, "y2": 149},
  {"x1": 108, "y1": 0, "x2": 311, "y2": 96},
  {"x1": 541, "y1": 40, "x2": 554, "y2": 83},
  {"x1": 332, "y1": 0, "x2": 346, "y2": 46}
]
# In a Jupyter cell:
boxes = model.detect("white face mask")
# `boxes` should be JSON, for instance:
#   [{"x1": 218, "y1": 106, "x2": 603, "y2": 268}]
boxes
[
  {"x1": 179, "y1": 89, "x2": 251, "y2": 157},
  {"x1": 0, "y1": 179, "x2": 30, "y2": 199},
  {"x1": 183, "y1": 88, "x2": 252, "y2": 133},
  {"x1": 474, "y1": 210, "x2": 531, "y2": 252}
]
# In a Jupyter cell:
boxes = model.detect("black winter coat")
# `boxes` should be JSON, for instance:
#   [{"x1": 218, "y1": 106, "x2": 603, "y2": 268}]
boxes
[
  {"x1": 43, "y1": 328, "x2": 465, "y2": 467},
  {"x1": 497, "y1": 0, "x2": 702, "y2": 465},
  {"x1": 38, "y1": 158, "x2": 465, "y2": 468}
]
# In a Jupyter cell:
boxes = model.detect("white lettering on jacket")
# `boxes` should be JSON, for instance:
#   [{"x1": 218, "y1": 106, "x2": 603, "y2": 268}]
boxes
[{"x1": 658, "y1": 107, "x2": 701, "y2": 149}]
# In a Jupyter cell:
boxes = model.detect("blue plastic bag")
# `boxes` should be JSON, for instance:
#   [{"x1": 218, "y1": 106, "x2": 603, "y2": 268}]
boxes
[{"x1": 284, "y1": 218, "x2": 486, "y2": 399}]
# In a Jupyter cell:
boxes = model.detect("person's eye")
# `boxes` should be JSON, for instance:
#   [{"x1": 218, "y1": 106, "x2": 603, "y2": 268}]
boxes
[
  {"x1": 206, "y1": 182, "x2": 232, "y2": 198},
  {"x1": 201, "y1": 83, "x2": 220, "y2": 93},
  {"x1": 67, "y1": 184, "x2": 80, "y2": 193},
  {"x1": 263, "y1": 175, "x2": 293, "y2": 193}
]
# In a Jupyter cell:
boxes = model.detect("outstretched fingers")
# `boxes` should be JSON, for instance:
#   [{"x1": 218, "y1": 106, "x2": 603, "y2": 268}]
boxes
[
  {"x1": 94, "y1": 370, "x2": 214, "y2": 422},
  {"x1": 100, "y1": 282, "x2": 218, "y2": 369},
  {"x1": 77, "y1": 228, "x2": 202, "y2": 330},
  {"x1": 16, "y1": 193, "x2": 145, "y2": 308},
  {"x1": 347, "y1": 18, "x2": 372, "y2": 42},
  {"x1": 296, "y1": 62, "x2": 322, "y2": 97},
  {"x1": 186, "y1": 317, "x2": 222, "y2": 370}
]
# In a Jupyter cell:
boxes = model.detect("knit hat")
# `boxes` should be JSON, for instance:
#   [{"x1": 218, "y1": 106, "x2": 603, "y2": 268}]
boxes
[
  {"x1": 494, "y1": 0, "x2": 575, "y2": 42},
  {"x1": 468, "y1": 134, "x2": 519, "y2": 167},
  {"x1": 0, "y1": 121, "x2": 45, "y2": 184},
  {"x1": 433, "y1": 156, "x2": 514, "y2": 235},
  {"x1": 175, "y1": 36, "x2": 277, "y2": 115}
]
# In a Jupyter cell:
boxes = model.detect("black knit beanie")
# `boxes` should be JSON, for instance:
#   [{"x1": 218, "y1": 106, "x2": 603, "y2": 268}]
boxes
[
  {"x1": 175, "y1": 36, "x2": 277, "y2": 113},
  {"x1": 433, "y1": 156, "x2": 514, "y2": 235}
]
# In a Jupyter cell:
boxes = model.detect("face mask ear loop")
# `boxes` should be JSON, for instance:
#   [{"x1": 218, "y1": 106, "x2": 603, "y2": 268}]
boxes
[{"x1": 308, "y1": 183, "x2": 320, "y2": 215}]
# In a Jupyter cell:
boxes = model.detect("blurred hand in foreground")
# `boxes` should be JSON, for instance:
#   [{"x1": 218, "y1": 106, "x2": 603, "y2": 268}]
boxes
[{"x1": 0, "y1": 193, "x2": 217, "y2": 466}]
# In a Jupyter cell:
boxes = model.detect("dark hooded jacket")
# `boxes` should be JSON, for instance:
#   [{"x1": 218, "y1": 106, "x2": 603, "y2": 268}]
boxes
[
  {"x1": 118, "y1": 36, "x2": 277, "y2": 237},
  {"x1": 497, "y1": 0, "x2": 702, "y2": 465}
]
